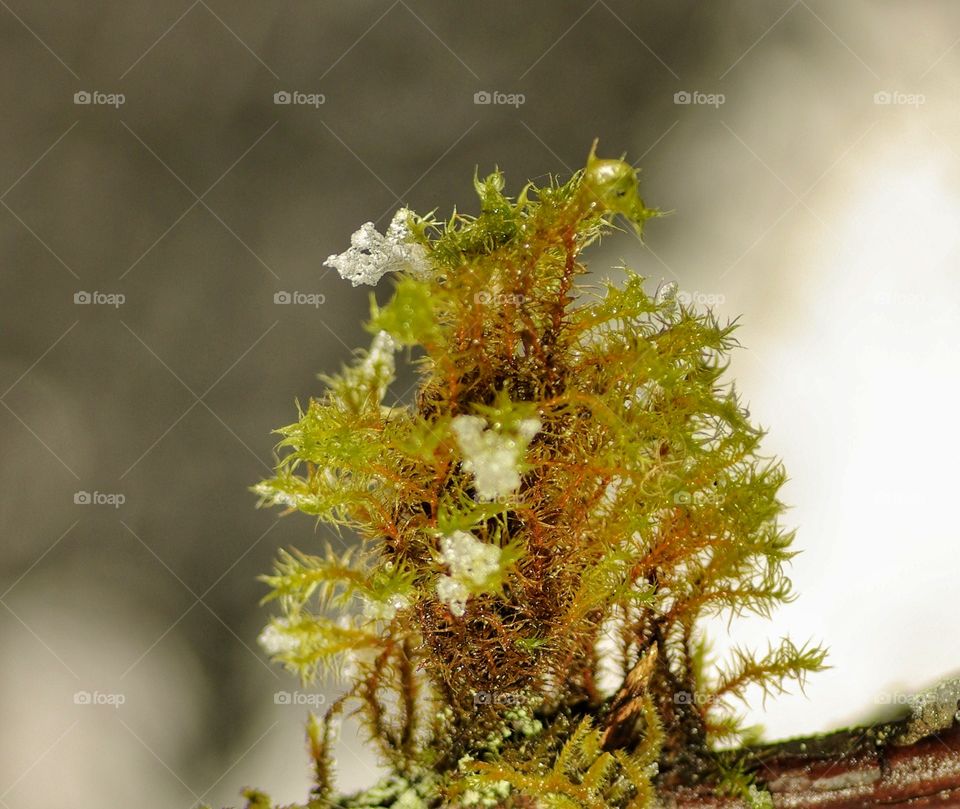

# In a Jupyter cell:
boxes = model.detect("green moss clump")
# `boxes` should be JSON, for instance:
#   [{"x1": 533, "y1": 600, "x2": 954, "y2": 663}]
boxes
[{"x1": 248, "y1": 144, "x2": 825, "y2": 808}]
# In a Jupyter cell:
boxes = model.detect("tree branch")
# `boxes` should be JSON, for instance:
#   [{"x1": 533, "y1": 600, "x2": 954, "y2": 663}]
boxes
[{"x1": 674, "y1": 719, "x2": 960, "y2": 807}]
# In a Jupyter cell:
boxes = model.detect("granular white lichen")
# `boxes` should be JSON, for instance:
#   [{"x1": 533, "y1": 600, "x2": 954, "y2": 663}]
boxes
[
  {"x1": 898, "y1": 677, "x2": 960, "y2": 744},
  {"x1": 441, "y1": 530, "x2": 502, "y2": 584},
  {"x1": 745, "y1": 784, "x2": 774, "y2": 809},
  {"x1": 392, "y1": 786, "x2": 426, "y2": 809},
  {"x1": 342, "y1": 636, "x2": 381, "y2": 681},
  {"x1": 436, "y1": 575, "x2": 470, "y2": 617},
  {"x1": 436, "y1": 529, "x2": 502, "y2": 616},
  {"x1": 451, "y1": 414, "x2": 541, "y2": 501},
  {"x1": 360, "y1": 592, "x2": 409, "y2": 622},
  {"x1": 329, "y1": 330, "x2": 399, "y2": 410},
  {"x1": 257, "y1": 618, "x2": 299, "y2": 655},
  {"x1": 460, "y1": 779, "x2": 511, "y2": 807},
  {"x1": 503, "y1": 705, "x2": 543, "y2": 738},
  {"x1": 345, "y1": 776, "x2": 408, "y2": 808},
  {"x1": 324, "y1": 208, "x2": 431, "y2": 286},
  {"x1": 594, "y1": 476, "x2": 624, "y2": 516},
  {"x1": 355, "y1": 330, "x2": 398, "y2": 403}
]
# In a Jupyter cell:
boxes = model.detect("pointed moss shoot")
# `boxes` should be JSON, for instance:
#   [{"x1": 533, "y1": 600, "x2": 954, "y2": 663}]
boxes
[{"x1": 247, "y1": 144, "x2": 825, "y2": 809}]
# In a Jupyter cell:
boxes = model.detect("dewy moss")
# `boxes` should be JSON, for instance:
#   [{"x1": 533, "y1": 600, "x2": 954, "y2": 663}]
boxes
[{"x1": 245, "y1": 143, "x2": 826, "y2": 809}]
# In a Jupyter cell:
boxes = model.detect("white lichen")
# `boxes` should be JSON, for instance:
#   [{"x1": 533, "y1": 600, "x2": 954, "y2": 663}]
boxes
[
  {"x1": 324, "y1": 208, "x2": 431, "y2": 286},
  {"x1": 451, "y1": 415, "x2": 541, "y2": 501},
  {"x1": 361, "y1": 592, "x2": 409, "y2": 622},
  {"x1": 360, "y1": 330, "x2": 397, "y2": 402},
  {"x1": 504, "y1": 706, "x2": 543, "y2": 738},
  {"x1": 436, "y1": 530, "x2": 502, "y2": 616},
  {"x1": 342, "y1": 638, "x2": 381, "y2": 682},
  {"x1": 441, "y1": 530, "x2": 502, "y2": 585},
  {"x1": 332, "y1": 330, "x2": 398, "y2": 410},
  {"x1": 392, "y1": 786, "x2": 426, "y2": 809},
  {"x1": 594, "y1": 475, "x2": 624, "y2": 517},
  {"x1": 436, "y1": 576, "x2": 470, "y2": 617},
  {"x1": 460, "y1": 779, "x2": 511, "y2": 807},
  {"x1": 258, "y1": 618, "x2": 299, "y2": 655},
  {"x1": 899, "y1": 677, "x2": 960, "y2": 744},
  {"x1": 270, "y1": 490, "x2": 303, "y2": 508},
  {"x1": 385, "y1": 209, "x2": 433, "y2": 280},
  {"x1": 745, "y1": 784, "x2": 774, "y2": 809},
  {"x1": 347, "y1": 776, "x2": 408, "y2": 808}
]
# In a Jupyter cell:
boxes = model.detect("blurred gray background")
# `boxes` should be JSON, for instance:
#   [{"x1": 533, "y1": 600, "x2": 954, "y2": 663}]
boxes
[{"x1": 2, "y1": 2, "x2": 959, "y2": 806}]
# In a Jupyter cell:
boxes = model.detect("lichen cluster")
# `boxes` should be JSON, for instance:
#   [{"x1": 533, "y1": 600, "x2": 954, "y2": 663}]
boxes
[{"x1": 247, "y1": 145, "x2": 824, "y2": 808}]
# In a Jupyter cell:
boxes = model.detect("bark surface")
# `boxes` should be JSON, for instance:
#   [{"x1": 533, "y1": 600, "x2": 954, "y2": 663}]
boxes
[{"x1": 675, "y1": 719, "x2": 960, "y2": 808}]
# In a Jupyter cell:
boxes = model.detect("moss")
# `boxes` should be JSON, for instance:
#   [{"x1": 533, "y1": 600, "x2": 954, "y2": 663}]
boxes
[{"x1": 246, "y1": 145, "x2": 825, "y2": 808}]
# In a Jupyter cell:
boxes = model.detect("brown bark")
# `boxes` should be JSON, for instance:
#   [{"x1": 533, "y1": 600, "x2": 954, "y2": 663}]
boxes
[{"x1": 673, "y1": 719, "x2": 960, "y2": 808}]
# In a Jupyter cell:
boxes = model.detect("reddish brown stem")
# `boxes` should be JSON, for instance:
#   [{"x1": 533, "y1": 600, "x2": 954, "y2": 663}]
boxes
[{"x1": 674, "y1": 720, "x2": 960, "y2": 808}]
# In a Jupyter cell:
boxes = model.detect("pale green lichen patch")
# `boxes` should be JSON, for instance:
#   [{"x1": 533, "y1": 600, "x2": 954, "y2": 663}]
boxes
[
  {"x1": 745, "y1": 784, "x2": 774, "y2": 809},
  {"x1": 898, "y1": 677, "x2": 960, "y2": 745},
  {"x1": 460, "y1": 778, "x2": 512, "y2": 808}
]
